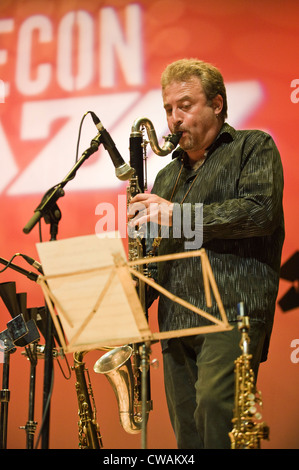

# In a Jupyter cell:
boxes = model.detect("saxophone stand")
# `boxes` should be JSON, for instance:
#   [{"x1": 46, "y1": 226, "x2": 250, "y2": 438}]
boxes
[
  {"x1": 15, "y1": 319, "x2": 41, "y2": 449},
  {"x1": 140, "y1": 341, "x2": 153, "y2": 449},
  {"x1": 20, "y1": 341, "x2": 39, "y2": 449}
]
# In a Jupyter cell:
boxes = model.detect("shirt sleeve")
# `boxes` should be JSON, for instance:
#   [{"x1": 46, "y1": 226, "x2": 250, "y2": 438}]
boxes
[{"x1": 202, "y1": 132, "x2": 284, "y2": 243}]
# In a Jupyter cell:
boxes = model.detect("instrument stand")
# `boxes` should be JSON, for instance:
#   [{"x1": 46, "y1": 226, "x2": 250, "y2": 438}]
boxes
[
  {"x1": 0, "y1": 339, "x2": 16, "y2": 449},
  {"x1": 0, "y1": 258, "x2": 59, "y2": 450},
  {"x1": 0, "y1": 306, "x2": 42, "y2": 449},
  {"x1": 20, "y1": 342, "x2": 39, "y2": 449},
  {"x1": 41, "y1": 304, "x2": 54, "y2": 449},
  {"x1": 140, "y1": 341, "x2": 152, "y2": 449}
]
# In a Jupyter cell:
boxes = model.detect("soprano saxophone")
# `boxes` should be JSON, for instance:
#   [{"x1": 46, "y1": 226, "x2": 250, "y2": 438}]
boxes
[
  {"x1": 73, "y1": 351, "x2": 103, "y2": 449},
  {"x1": 93, "y1": 118, "x2": 181, "y2": 435},
  {"x1": 229, "y1": 303, "x2": 269, "y2": 449}
]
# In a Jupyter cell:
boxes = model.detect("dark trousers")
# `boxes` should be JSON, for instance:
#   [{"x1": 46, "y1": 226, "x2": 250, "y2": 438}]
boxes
[{"x1": 162, "y1": 321, "x2": 266, "y2": 449}]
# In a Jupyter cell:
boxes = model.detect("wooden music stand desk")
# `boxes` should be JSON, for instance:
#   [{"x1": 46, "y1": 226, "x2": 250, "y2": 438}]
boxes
[{"x1": 35, "y1": 233, "x2": 231, "y2": 354}]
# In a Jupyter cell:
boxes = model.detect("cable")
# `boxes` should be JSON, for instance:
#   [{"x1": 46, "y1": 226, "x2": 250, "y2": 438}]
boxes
[
  {"x1": 76, "y1": 111, "x2": 92, "y2": 162},
  {"x1": 0, "y1": 254, "x2": 20, "y2": 273}
]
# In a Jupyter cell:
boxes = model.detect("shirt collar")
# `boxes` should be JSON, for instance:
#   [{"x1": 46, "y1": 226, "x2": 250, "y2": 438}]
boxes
[{"x1": 172, "y1": 122, "x2": 235, "y2": 162}]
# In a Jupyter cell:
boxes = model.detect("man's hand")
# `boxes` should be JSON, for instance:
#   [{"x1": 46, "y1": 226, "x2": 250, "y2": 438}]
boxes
[{"x1": 128, "y1": 193, "x2": 174, "y2": 227}]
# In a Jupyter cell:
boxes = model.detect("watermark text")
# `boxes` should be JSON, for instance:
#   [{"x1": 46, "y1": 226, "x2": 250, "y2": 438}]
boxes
[
  {"x1": 290, "y1": 339, "x2": 299, "y2": 363},
  {"x1": 290, "y1": 79, "x2": 299, "y2": 103},
  {"x1": 95, "y1": 197, "x2": 203, "y2": 250}
]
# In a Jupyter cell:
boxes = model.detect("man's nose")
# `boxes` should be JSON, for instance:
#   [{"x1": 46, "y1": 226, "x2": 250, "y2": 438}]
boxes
[{"x1": 170, "y1": 108, "x2": 183, "y2": 129}]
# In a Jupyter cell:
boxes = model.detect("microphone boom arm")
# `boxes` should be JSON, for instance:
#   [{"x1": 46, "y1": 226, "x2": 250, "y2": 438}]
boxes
[{"x1": 23, "y1": 133, "x2": 101, "y2": 235}]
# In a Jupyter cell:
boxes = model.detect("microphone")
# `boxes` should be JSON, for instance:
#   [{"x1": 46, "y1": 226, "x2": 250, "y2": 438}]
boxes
[
  {"x1": 19, "y1": 254, "x2": 44, "y2": 275},
  {"x1": 90, "y1": 112, "x2": 134, "y2": 181}
]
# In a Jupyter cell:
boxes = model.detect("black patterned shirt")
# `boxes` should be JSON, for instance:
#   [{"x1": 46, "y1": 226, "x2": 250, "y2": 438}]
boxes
[{"x1": 149, "y1": 123, "x2": 285, "y2": 360}]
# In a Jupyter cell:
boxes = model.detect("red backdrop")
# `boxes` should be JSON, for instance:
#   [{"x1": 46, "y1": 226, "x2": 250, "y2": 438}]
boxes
[{"x1": 0, "y1": 0, "x2": 298, "y2": 449}]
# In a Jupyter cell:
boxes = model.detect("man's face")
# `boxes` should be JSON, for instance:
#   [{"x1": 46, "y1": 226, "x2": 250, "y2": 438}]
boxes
[{"x1": 162, "y1": 77, "x2": 222, "y2": 159}]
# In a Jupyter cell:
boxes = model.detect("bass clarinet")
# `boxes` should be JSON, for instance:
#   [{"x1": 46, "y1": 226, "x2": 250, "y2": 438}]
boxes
[{"x1": 94, "y1": 118, "x2": 181, "y2": 436}]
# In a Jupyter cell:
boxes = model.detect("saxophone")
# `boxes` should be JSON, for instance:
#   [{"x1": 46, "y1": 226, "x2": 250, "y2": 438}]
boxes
[
  {"x1": 93, "y1": 118, "x2": 181, "y2": 435},
  {"x1": 229, "y1": 303, "x2": 269, "y2": 449},
  {"x1": 73, "y1": 351, "x2": 103, "y2": 449},
  {"x1": 94, "y1": 345, "x2": 143, "y2": 434}
]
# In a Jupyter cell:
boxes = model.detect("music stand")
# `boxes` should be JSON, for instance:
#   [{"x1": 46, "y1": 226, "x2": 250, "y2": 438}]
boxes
[{"x1": 35, "y1": 233, "x2": 231, "y2": 448}]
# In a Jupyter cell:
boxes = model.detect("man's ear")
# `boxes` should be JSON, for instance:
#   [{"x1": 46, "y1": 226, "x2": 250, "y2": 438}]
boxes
[{"x1": 212, "y1": 94, "x2": 223, "y2": 115}]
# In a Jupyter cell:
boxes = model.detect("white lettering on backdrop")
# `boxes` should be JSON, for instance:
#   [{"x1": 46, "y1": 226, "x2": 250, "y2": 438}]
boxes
[{"x1": 0, "y1": 5, "x2": 264, "y2": 195}]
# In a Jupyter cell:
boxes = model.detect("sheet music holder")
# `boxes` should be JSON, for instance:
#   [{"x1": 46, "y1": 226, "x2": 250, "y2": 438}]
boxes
[{"x1": 35, "y1": 233, "x2": 232, "y2": 354}]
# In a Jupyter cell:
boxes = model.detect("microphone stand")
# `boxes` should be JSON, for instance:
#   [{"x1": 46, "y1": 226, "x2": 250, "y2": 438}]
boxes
[
  {"x1": 22, "y1": 133, "x2": 102, "y2": 449},
  {"x1": 40, "y1": 207, "x2": 59, "y2": 450}
]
